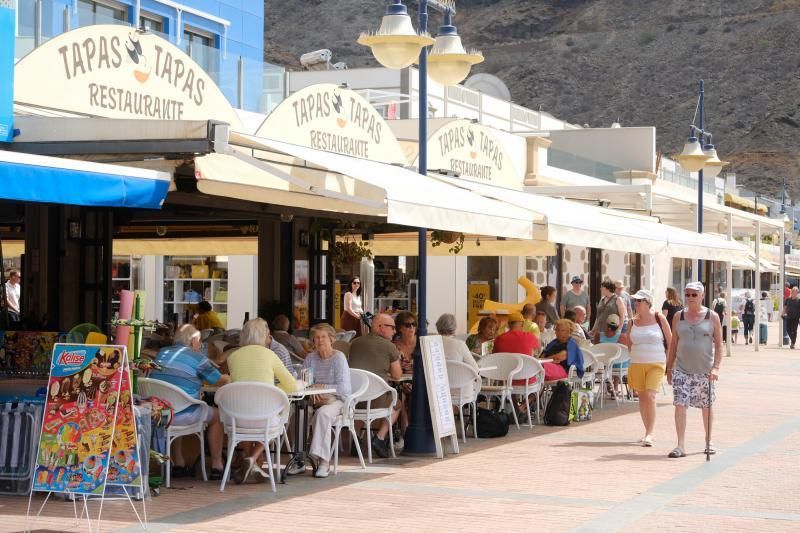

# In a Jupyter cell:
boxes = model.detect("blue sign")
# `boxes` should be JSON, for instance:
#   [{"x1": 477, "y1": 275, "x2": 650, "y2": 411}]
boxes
[{"x1": 0, "y1": 2, "x2": 14, "y2": 142}]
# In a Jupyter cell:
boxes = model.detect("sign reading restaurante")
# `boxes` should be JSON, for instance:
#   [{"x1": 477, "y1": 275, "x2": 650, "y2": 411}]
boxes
[
  {"x1": 14, "y1": 25, "x2": 242, "y2": 128},
  {"x1": 256, "y1": 83, "x2": 407, "y2": 165},
  {"x1": 424, "y1": 119, "x2": 520, "y2": 190}
]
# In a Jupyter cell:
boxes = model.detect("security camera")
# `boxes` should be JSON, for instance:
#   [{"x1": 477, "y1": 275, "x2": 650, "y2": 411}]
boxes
[{"x1": 300, "y1": 49, "x2": 333, "y2": 70}]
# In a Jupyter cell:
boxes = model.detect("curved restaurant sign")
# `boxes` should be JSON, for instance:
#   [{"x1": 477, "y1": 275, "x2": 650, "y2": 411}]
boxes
[
  {"x1": 255, "y1": 83, "x2": 407, "y2": 165},
  {"x1": 423, "y1": 119, "x2": 520, "y2": 190},
  {"x1": 14, "y1": 25, "x2": 242, "y2": 128}
]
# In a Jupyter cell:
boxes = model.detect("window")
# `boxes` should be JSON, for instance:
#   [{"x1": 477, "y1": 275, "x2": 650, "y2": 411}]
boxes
[
  {"x1": 139, "y1": 13, "x2": 164, "y2": 34},
  {"x1": 183, "y1": 27, "x2": 214, "y2": 73},
  {"x1": 77, "y1": 0, "x2": 128, "y2": 27},
  {"x1": 17, "y1": 0, "x2": 36, "y2": 37}
]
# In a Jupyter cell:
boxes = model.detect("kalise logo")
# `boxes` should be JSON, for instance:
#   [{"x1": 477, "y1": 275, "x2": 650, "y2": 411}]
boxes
[{"x1": 58, "y1": 350, "x2": 87, "y2": 367}]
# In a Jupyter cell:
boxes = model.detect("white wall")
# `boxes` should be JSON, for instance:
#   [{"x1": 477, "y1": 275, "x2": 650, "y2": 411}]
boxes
[
  {"x1": 228, "y1": 255, "x2": 258, "y2": 327},
  {"x1": 548, "y1": 127, "x2": 656, "y2": 173},
  {"x1": 426, "y1": 255, "x2": 469, "y2": 334}
]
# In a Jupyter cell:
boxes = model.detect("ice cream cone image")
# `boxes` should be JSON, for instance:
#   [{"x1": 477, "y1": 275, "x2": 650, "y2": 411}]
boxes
[{"x1": 133, "y1": 56, "x2": 151, "y2": 83}]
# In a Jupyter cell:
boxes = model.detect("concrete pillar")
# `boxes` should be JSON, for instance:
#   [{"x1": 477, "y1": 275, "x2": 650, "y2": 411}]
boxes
[
  {"x1": 755, "y1": 220, "x2": 761, "y2": 351},
  {"x1": 725, "y1": 213, "x2": 733, "y2": 357}
]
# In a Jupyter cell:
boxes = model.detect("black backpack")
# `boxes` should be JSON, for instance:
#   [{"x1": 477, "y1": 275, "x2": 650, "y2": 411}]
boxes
[
  {"x1": 744, "y1": 299, "x2": 755, "y2": 316},
  {"x1": 475, "y1": 407, "x2": 510, "y2": 438},
  {"x1": 544, "y1": 382, "x2": 572, "y2": 426},
  {"x1": 713, "y1": 299, "x2": 725, "y2": 318}
]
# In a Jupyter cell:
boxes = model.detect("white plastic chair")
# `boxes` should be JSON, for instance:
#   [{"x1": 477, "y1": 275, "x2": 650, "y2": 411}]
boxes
[
  {"x1": 336, "y1": 330, "x2": 357, "y2": 343},
  {"x1": 446, "y1": 360, "x2": 480, "y2": 441},
  {"x1": 588, "y1": 344, "x2": 622, "y2": 408},
  {"x1": 478, "y1": 353, "x2": 523, "y2": 430},
  {"x1": 509, "y1": 357, "x2": 545, "y2": 427},
  {"x1": 352, "y1": 369, "x2": 398, "y2": 463},
  {"x1": 612, "y1": 344, "x2": 632, "y2": 400},
  {"x1": 137, "y1": 378, "x2": 210, "y2": 488},
  {"x1": 330, "y1": 370, "x2": 368, "y2": 474},
  {"x1": 570, "y1": 349, "x2": 597, "y2": 394},
  {"x1": 214, "y1": 382, "x2": 290, "y2": 492}
]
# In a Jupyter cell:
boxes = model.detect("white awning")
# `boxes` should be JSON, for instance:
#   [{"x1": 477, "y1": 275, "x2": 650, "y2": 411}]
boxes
[
  {"x1": 431, "y1": 175, "x2": 749, "y2": 261},
  {"x1": 207, "y1": 133, "x2": 535, "y2": 239}
]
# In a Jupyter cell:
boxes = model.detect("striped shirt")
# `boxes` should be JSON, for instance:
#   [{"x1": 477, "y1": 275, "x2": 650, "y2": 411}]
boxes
[
  {"x1": 303, "y1": 350, "x2": 351, "y2": 399},
  {"x1": 150, "y1": 343, "x2": 222, "y2": 399},
  {"x1": 269, "y1": 338, "x2": 296, "y2": 377}
]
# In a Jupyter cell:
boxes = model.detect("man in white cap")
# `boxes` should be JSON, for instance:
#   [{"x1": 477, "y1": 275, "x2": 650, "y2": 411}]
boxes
[{"x1": 665, "y1": 281, "x2": 722, "y2": 458}]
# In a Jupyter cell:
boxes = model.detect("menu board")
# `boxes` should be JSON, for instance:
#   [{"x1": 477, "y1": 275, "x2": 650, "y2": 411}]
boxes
[
  {"x1": 419, "y1": 335, "x2": 459, "y2": 459},
  {"x1": 31, "y1": 344, "x2": 138, "y2": 495}
]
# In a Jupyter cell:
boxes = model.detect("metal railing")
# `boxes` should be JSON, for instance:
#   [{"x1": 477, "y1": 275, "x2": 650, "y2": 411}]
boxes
[{"x1": 547, "y1": 149, "x2": 622, "y2": 182}]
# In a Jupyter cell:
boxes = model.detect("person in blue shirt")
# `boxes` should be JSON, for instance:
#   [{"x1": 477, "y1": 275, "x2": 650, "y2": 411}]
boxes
[{"x1": 150, "y1": 324, "x2": 230, "y2": 480}]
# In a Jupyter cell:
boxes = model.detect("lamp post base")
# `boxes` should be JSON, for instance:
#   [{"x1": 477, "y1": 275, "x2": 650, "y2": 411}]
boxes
[{"x1": 402, "y1": 348, "x2": 437, "y2": 455}]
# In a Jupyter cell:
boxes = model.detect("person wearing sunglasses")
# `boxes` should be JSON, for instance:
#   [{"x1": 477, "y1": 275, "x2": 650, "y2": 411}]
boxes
[
  {"x1": 341, "y1": 277, "x2": 365, "y2": 338},
  {"x1": 619, "y1": 290, "x2": 670, "y2": 448},
  {"x1": 665, "y1": 281, "x2": 723, "y2": 459},
  {"x1": 349, "y1": 313, "x2": 403, "y2": 459},
  {"x1": 393, "y1": 311, "x2": 420, "y2": 432}
]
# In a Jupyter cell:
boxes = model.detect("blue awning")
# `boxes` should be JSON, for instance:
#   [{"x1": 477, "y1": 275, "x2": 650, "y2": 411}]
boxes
[{"x1": 0, "y1": 150, "x2": 170, "y2": 209}]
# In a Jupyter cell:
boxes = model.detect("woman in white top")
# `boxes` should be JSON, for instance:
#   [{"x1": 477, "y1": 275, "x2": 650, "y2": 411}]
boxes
[
  {"x1": 341, "y1": 277, "x2": 364, "y2": 338},
  {"x1": 620, "y1": 289, "x2": 671, "y2": 447}
]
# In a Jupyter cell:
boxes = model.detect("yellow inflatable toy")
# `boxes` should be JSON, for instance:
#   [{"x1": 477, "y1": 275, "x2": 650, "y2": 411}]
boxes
[{"x1": 468, "y1": 276, "x2": 542, "y2": 333}]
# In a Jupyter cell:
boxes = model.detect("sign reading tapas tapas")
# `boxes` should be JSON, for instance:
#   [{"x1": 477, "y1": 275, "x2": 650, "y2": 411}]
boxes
[
  {"x1": 424, "y1": 119, "x2": 520, "y2": 190},
  {"x1": 14, "y1": 25, "x2": 242, "y2": 129},
  {"x1": 32, "y1": 344, "x2": 139, "y2": 495},
  {"x1": 255, "y1": 83, "x2": 407, "y2": 165}
]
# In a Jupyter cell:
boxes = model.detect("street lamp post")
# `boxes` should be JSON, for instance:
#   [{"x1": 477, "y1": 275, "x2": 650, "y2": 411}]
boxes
[
  {"x1": 674, "y1": 80, "x2": 728, "y2": 283},
  {"x1": 359, "y1": 0, "x2": 482, "y2": 454}
]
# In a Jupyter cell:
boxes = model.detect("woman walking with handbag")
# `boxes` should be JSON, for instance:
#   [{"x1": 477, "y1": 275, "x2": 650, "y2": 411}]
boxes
[{"x1": 620, "y1": 289, "x2": 671, "y2": 447}]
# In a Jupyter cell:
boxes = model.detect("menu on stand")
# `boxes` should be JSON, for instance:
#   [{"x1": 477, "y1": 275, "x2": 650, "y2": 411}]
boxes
[{"x1": 419, "y1": 335, "x2": 459, "y2": 459}]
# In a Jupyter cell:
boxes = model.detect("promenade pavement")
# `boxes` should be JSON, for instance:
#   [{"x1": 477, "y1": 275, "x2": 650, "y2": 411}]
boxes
[{"x1": 3, "y1": 323, "x2": 798, "y2": 532}]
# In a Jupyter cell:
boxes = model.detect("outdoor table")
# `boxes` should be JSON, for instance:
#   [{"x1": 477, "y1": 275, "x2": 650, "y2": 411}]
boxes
[{"x1": 281, "y1": 386, "x2": 336, "y2": 482}]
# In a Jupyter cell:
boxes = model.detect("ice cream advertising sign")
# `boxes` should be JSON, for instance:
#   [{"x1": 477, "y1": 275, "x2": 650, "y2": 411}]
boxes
[
  {"x1": 14, "y1": 25, "x2": 242, "y2": 128},
  {"x1": 32, "y1": 344, "x2": 140, "y2": 496}
]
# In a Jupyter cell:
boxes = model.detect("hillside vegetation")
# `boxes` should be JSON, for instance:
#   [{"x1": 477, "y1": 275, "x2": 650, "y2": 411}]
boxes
[{"x1": 265, "y1": 0, "x2": 800, "y2": 197}]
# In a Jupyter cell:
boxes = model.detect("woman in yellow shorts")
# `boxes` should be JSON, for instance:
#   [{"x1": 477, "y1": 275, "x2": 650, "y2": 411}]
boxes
[{"x1": 620, "y1": 289, "x2": 672, "y2": 447}]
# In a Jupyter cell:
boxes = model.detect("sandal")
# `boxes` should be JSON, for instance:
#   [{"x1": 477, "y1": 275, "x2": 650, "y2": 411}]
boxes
[
  {"x1": 704, "y1": 444, "x2": 717, "y2": 455},
  {"x1": 642, "y1": 436, "x2": 653, "y2": 447},
  {"x1": 668, "y1": 447, "x2": 686, "y2": 458}
]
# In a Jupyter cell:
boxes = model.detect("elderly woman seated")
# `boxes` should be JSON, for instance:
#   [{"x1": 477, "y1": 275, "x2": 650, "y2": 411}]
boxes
[
  {"x1": 303, "y1": 323, "x2": 352, "y2": 478},
  {"x1": 466, "y1": 316, "x2": 499, "y2": 355},
  {"x1": 226, "y1": 318, "x2": 299, "y2": 482},
  {"x1": 540, "y1": 319, "x2": 585, "y2": 382},
  {"x1": 436, "y1": 313, "x2": 479, "y2": 371}
]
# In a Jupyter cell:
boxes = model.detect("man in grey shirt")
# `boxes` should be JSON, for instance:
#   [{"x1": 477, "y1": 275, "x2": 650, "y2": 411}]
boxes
[{"x1": 561, "y1": 276, "x2": 590, "y2": 327}]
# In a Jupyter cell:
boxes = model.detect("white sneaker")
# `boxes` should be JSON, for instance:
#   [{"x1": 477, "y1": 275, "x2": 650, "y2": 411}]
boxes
[{"x1": 314, "y1": 463, "x2": 329, "y2": 478}]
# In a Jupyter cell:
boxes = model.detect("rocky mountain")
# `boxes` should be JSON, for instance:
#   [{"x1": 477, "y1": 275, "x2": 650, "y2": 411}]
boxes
[{"x1": 265, "y1": 0, "x2": 800, "y2": 198}]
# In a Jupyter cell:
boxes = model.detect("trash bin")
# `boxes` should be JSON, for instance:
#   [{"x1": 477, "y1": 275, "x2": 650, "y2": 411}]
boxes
[{"x1": 759, "y1": 322, "x2": 768, "y2": 345}]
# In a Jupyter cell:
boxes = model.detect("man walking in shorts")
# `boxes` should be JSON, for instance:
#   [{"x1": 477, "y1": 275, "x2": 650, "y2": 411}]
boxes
[{"x1": 666, "y1": 281, "x2": 723, "y2": 458}]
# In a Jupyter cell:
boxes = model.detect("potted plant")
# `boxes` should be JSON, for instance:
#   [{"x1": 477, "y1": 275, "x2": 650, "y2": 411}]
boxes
[{"x1": 431, "y1": 230, "x2": 465, "y2": 254}]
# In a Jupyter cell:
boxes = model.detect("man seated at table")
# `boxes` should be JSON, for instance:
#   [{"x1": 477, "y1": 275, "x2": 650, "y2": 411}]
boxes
[
  {"x1": 272, "y1": 314, "x2": 309, "y2": 359},
  {"x1": 150, "y1": 324, "x2": 230, "y2": 480},
  {"x1": 564, "y1": 308, "x2": 590, "y2": 344},
  {"x1": 227, "y1": 318, "x2": 300, "y2": 482},
  {"x1": 266, "y1": 325, "x2": 298, "y2": 377},
  {"x1": 348, "y1": 313, "x2": 402, "y2": 458},
  {"x1": 498, "y1": 303, "x2": 541, "y2": 336},
  {"x1": 492, "y1": 312, "x2": 540, "y2": 356},
  {"x1": 193, "y1": 300, "x2": 225, "y2": 333}
]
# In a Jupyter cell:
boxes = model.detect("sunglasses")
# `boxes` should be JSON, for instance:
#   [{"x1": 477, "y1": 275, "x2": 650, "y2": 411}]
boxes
[
  {"x1": 608, "y1": 324, "x2": 619, "y2": 330},
  {"x1": 401, "y1": 322, "x2": 417, "y2": 328},
  {"x1": 684, "y1": 293, "x2": 699, "y2": 297},
  {"x1": 380, "y1": 323, "x2": 396, "y2": 330},
  {"x1": 352, "y1": 281, "x2": 361, "y2": 284}
]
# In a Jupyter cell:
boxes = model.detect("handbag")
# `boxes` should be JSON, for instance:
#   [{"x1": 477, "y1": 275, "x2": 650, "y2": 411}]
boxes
[{"x1": 569, "y1": 386, "x2": 593, "y2": 422}]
